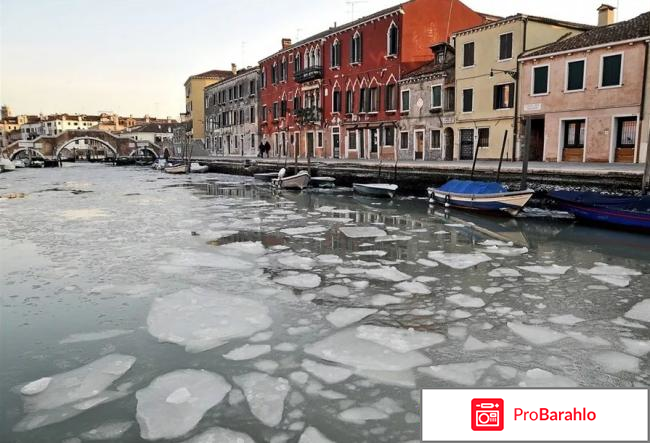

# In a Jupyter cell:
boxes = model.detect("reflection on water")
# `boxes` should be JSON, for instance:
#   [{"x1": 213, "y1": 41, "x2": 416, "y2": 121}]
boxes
[{"x1": 1, "y1": 164, "x2": 649, "y2": 443}]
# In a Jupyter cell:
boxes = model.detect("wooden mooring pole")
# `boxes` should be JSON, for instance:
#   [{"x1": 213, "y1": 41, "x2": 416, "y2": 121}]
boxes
[
  {"x1": 521, "y1": 117, "x2": 531, "y2": 190},
  {"x1": 496, "y1": 130, "x2": 509, "y2": 182}
]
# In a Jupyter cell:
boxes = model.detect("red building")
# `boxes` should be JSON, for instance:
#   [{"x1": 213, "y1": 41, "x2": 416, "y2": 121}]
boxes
[{"x1": 258, "y1": 0, "x2": 485, "y2": 161}]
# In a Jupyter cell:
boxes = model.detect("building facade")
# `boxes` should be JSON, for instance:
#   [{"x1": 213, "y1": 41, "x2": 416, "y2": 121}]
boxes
[
  {"x1": 258, "y1": 0, "x2": 486, "y2": 161},
  {"x1": 122, "y1": 122, "x2": 176, "y2": 145},
  {"x1": 398, "y1": 42, "x2": 456, "y2": 161},
  {"x1": 184, "y1": 69, "x2": 233, "y2": 142},
  {"x1": 451, "y1": 15, "x2": 591, "y2": 161},
  {"x1": 519, "y1": 10, "x2": 649, "y2": 163},
  {"x1": 204, "y1": 66, "x2": 260, "y2": 157}
]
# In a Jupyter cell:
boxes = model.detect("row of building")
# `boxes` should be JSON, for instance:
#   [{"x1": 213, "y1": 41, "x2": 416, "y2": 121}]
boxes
[{"x1": 182, "y1": 1, "x2": 650, "y2": 165}]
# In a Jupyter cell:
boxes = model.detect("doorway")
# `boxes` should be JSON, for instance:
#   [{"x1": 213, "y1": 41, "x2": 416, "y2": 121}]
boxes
[
  {"x1": 529, "y1": 118, "x2": 545, "y2": 161},
  {"x1": 332, "y1": 127, "x2": 340, "y2": 159},
  {"x1": 359, "y1": 129, "x2": 366, "y2": 159},
  {"x1": 414, "y1": 130, "x2": 424, "y2": 160},
  {"x1": 307, "y1": 132, "x2": 314, "y2": 157},
  {"x1": 460, "y1": 129, "x2": 474, "y2": 160},
  {"x1": 443, "y1": 128, "x2": 454, "y2": 160}
]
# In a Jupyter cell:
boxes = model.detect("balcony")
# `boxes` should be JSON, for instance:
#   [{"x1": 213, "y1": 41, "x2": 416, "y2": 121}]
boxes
[{"x1": 294, "y1": 65, "x2": 323, "y2": 83}]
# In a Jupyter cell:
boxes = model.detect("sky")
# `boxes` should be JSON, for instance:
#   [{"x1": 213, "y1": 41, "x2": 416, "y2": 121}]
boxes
[{"x1": 1, "y1": 0, "x2": 648, "y2": 119}]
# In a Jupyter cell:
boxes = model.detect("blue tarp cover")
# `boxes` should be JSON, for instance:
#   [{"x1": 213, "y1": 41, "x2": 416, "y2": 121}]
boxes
[
  {"x1": 549, "y1": 191, "x2": 650, "y2": 212},
  {"x1": 438, "y1": 180, "x2": 507, "y2": 195}
]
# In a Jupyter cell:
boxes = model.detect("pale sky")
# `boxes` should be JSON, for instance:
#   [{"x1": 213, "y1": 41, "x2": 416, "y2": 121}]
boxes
[{"x1": 1, "y1": 0, "x2": 647, "y2": 119}]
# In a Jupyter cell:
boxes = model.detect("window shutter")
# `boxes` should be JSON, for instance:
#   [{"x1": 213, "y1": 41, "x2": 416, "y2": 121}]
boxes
[
  {"x1": 493, "y1": 86, "x2": 498, "y2": 110},
  {"x1": 359, "y1": 34, "x2": 363, "y2": 62},
  {"x1": 508, "y1": 83, "x2": 515, "y2": 107}
]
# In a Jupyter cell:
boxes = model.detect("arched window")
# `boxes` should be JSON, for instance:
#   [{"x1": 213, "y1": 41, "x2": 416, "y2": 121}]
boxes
[
  {"x1": 294, "y1": 52, "x2": 301, "y2": 72},
  {"x1": 281, "y1": 57, "x2": 287, "y2": 81},
  {"x1": 309, "y1": 47, "x2": 316, "y2": 68},
  {"x1": 304, "y1": 51, "x2": 309, "y2": 69},
  {"x1": 387, "y1": 22, "x2": 398, "y2": 56},
  {"x1": 315, "y1": 46, "x2": 321, "y2": 66},
  {"x1": 351, "y1": 31, "x2": 362, "y2": 64},
  {"x1": 331, "y1": 39, "x2": 341, "y2": 68},
  {"x1": 272, "y1": 62, "x2": 278, "y2": 84}
]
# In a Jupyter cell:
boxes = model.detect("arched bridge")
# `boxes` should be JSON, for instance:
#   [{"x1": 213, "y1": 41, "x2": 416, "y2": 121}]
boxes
[{"x1": 3, "y1": 130, "x2": 164, "y2": 161}]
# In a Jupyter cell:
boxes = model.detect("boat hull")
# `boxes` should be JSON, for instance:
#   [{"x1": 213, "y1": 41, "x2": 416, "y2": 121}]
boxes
[
  {"x1": 272, "y1": 172, "x2": 311, "y2": 190},
  {"x1": 165, "y1": 165, "x2": 187, "y2": 174},
  {"x1": 428, "y1": 188, "x2": 534, "y2": 216},
  {"x1": 353, "y1": 183, "x2": 398, "y2": 199},
  {"x1": 310, "y1": 177, "x2": 336, "y2": 188}
]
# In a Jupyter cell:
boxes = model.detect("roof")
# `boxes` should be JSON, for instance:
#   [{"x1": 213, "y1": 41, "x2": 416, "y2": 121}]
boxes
[
  {"x1": 185, "y1": 69, "x2": 233, "y2": 84},
  {"x1": 128, "y1": 122, "x2": 176, "y2": 133},
  {"x1": 205, "y1": 67, "x2": 260, "y2": 91},
  {"x1": 452, "y1": 13, "x2": 593, "y2": 37},
  {"x1": 523, "y1": 11, "x2": 650, "y2": 58},
  {"x1": 260, "y1": 3, "x2": 403, "y2": 62},
  {"x1": 402, "y1": 58, "x2": 454, "y2": 80}
]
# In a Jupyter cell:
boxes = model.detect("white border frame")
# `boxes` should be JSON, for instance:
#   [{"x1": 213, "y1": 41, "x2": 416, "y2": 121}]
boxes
[
  {"x1": 386, "y1": 21, "x2": 399, "y2": 58},
  {"x1": 461, "y1": 88, "x2": 474, "y2": 114},
  {"x1": 599, "y1": 51, "x2": 625, "y2": 89},
  {"x1": 497, "y1": 31, "x2": 514, "y2": 62},
  {"x1": 531, "y1": 64, "x2": 550, "y2": 96},
  {"x1": 430, "y1": 84, "x2": 443, "y2": 110},
  {"x1": 413, "y1": 129, "x2": 425, "y2": 160},
  {"x1": 557, "y1": 116, "x2": 588, "y2": 163},
  {"x1": 609, "y1": 114, "x2": 640, "y2": 163},
  {"x1": 401, "y1": 88, "x2": 411, "y2": 113},
  {"x1": 461, "y1": 41, "x2": 475, "y2": 69},
  {"x1": 564, "y1": 58, "x2": 587, "y2": 93}
]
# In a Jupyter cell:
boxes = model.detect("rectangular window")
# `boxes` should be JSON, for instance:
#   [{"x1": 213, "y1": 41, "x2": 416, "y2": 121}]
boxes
[
  {"x1": 369, "y1": 87, "x2": 379, "y2": 112},
  {"x1": 317, "y1": 131, "x2": 323, "y2": 147},
  {"x1": 250, "y1": 107, "x2": 255, "y2": 123},
  {"x1": 463, "y1": 42, "x2": 475, "y2": 67},
  {"x1": 249, "y1": 80, "x2": 255, "y2": 96},
  {"x1": 601, "y1": 54, "x2": 622, "y2": 87},
  {"x1": 616, "y1": 117, "x2": 637, "y2": 147},
  {"x1": 359, "y1": 88, "x2": 367, "y2": 113},
  {"x1": 384, "y1": 126, "x2": 395, "y2": 146},
  {"x1": 462, "y1": 89, "x2": 473, "y2": 113},
  {"x1": 532, "y1": 65, "x2": 549, "y2": 95},
  {"x1": 240, "y1": 109, "x2": 244, "y2": 123},
  {"x1": 566, "y1": 60, "x2": 585, "y2": 91},
  {"x1": 262, "y1": 106, "x2": 267, "y2": 121},
  {"x1": 272, "y1": 102, "x2": 278, "y2": 119},
  {"x1": 345, "y1": 90, "x2": 354, "y2": 114},
  {"x1": 348, "y1": 131, "x2": 357, "y2": 150},
  {"x1": 431, "y1": 85, "x2": 442, "y2": 109},
  {"x1": 445, "y1": 87, "x2": 455, "y2": 111},
  {"x1": 281, "y1": 100, "x2": 287, "y2": 117},
  {"x1": 385, "y1": 84, "x2": 396, "y2": 111},
  {"x1": 332, "y1": 90, "x2": 341, "y2": 113},
  {"x1": 493, "y1": 83, "x2": 514, "y2": 109},
  {"x1": 431, "y1": 130, "x2": 441, "y2": 150},
  {"x1": 563, "y1": 119, "x2": 586, "y2": 148},
  {"x1": 238, "y1": 84, "x2": 243, "y2": 98},
  {"x1": 499, "y1": 33, "x2": 513, "y2": 60},
  {"x1": 400, "y1": 131, "x2": 409, "y2": 150},
  {"x1": 477, "y1": 128, "x2": 489, "y2": 148},
  {"x1": 401, "y1": 90, "x2": 410, "y2": 112}
]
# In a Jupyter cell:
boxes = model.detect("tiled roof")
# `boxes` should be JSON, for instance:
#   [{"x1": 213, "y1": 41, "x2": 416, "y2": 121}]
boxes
[
  {"x1": 129, "y1": 123, "x2": 176, "y2": 133},
  {"x1": 402, "y1": 59, "x2": 454, "y2": 80},
  {"x1": 523, "y1": 11, "x2": 650, "y2": 58},
  {"x1": 452, "y1": 13, "x2": 592, "y2": 37},
  {"x1": 187, "y1": 69, "x2": 233, "y2": 81}
]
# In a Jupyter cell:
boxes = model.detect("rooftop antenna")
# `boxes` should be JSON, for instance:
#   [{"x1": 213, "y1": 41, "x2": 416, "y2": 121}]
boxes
[
  {"x1": 296, "y1": 28, "x2": 302, "y2": 41},
  {"x1": 346, "y1": 0, "x2": 367, "y2": 21}
]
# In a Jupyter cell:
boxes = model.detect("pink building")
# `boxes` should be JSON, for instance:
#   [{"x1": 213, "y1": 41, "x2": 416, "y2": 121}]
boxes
[{"x1": 518, "y1": 8, "x2": 650, "y2": 163}]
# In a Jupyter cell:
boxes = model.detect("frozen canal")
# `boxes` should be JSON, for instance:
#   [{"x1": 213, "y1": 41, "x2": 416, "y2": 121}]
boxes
[{"x1": 1, "y1": 164, "x2": 649, "y2": 443}]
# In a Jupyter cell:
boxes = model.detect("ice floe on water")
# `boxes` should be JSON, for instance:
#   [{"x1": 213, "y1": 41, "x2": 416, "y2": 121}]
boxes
[
  {"x1": 463, "y1": 336, "x2": 509, "y2": 351},
  {"x1": 355, "y1": 325, "x2": 445, "y2": 353},
  {"x1": 326, "y1": 308, "x2": 377, "y2": 328},
  {"x1": 339, "y1": 227, "x2": 387, "y2": 238},
  {"x1": 370, "y1": 294, "x2": 403, "y2": 306},
  {"x1": 419, "y1": 360, "x2": 494, "y2": 386},
  {"x1": 338, "y1": 407, "x2": 388, "y2": 424},
  {"x1": 548, "y1": 314, "x2": 585, "y2": 325},
  {"x1": 394, "y1": 281, "x2": 431, "y2": 295},
  {"x1": 299, "y1": 426, "x2": 336, "y2": 443},
  {"x1": 620, "y1": 338, "x2": 650, "y2": 356},
  {"x1": 59, "y1": 329, "x2": 133, "y2": 344},
  {"x1": 223, "y1": 344, "x2": 271, "y2": 361},
  {"x1": 274, "y1": 272, "x2": 322, "y2": 289},
  {"x1": 80, "y1": 421, "x2": 133, "y2": 440},
  {"x1": 446, "y1": 293, "x2": 485, "y2": 308},
  {"x1": 488, "y1": 267, "x2": 521, "y2": 277},
  {"x1": 624, "y1": 299, "x2": 650, "y2": 323},
  {"x1": 301, "y1": 359, "x2": 353, "y2": 384},
  {"x1": 316, "y1": 254, "x2": 344, "y2": 264},
  {"x1": 165, "y1": 250, "x2": 254, "y2": 271},
  {"x1": 519, "y1": 369, "x2": 577, "y2": 388},
  {"x1": 277, "y1": 254, "x2": 316, "y2": 270},
  {"x1": 353, "y1": 250, "x2": 387, "y2": 257},
  {"x1": 281, "y1": 226, "x2": 329, "y2": 236},
  {"x1": 233, "y1": 372, "x2": 290, "y2": 427},
  {"x1": 427, "y1": 251, "x2": 491, "y2": 269},
  {"x1": 482, "y1": 245, "x2": 529, "y2": 256},
  {"x1": 147, "y1": 287, "x2": 272, "y2": 353},
  {"x1": 14, "y1": 354, "x2": 135, "y2": 432},
  {"x1": 181, "y1": 427, "x2": 255, "y2": 443},
  {"x1": 507, "y1": 322, "x2": 566, "y2": 345},
  {"x1": 136, "y1": 369, "x2": 231, "y2": 440},
  {"x1": 591, "y1": 352, "x2": 640, "y2": 374},
  {"x1": 517, "y1": 264, "x2": 571, "y2": 275}
]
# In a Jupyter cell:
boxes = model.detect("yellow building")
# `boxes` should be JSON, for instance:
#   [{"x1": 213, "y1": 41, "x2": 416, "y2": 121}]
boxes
[
  {"x1": 184, "y1": 69, "x2": 233, "y2": 141},
  {"x1": 451, "y1": 15, "x2": 591, "y2": 160}
]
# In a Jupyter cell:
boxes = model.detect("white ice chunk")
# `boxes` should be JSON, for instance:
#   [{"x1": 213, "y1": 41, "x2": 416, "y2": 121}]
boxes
[
  {"x1": 338, "y1": 407, "x2": 388, "y2": 424},
  {"x1": 304, "y1": 329, "x2": 430, "y2": 371},
  {"x1": 488, "y1": 268, "x2": 521, "y2": 278},
  {"x1": 446, "y1": 293, "x2": 485, "y2": 308},
  {"x1": 419, "y1": 360, "x2": 494, "y2": 386},
  {"x1": 482, "y1": 246, "x2": 529, "y2": 256},
  {"x1": 507, "y1": 322, "x2": 566, "y2": 345},
  {"x1": 517, "y1": 265, "x2": 571, "y2": 275},
  {"x1": 620, "y1": 338, "x2": 650, "y2": 357},
  {"x1": 340, "y1": 227, "x2": 387, "y2": 238},
  {"x1": 80, "y1": 421, "x2": 133, "y2": 441},
  {"x1": 167, "y1": 251, "x2": 253, "y2": 271},
  {"x1": 233, "y1": 372, "x2": 290, "y2": 427},
  {"x1": 519, "y1": 368, "x2": 577, "y2": 387},
  {"x1": 136, "y1": 369, "x2": 231, "y2": 440},
  {"x1": 463, "y1": 336, "x2": 508, "y2": 351},
  {"x1": 275, "y1": 273, "x2": 322, "y2": 289},
  {"x1": 591, "y1": 351, "x2": 640, "y2": 374},
  {"x1": 394, "y1": 281, "x2": 431, "y2": 295},
  {"x1": 416, "y1": 259, "x2": 439, "y2": 268},
  {"x1": 370, "y1": 294, "x2": 403, "y2": 306},
  {"x1": 374, "y1": 235, "x2": 412, "y2": 243},
  {"x1": 299, "y1": 426, "x2": 336, "y2": 443},
  {"x1": 275, "y1": 343, "x2": 298, "y2": 352},
  {"x1": 624, "y1": 300, "x2": 650, "y2": 323},
  {"x1": 317, "y1": 255, "x2": 344, "y2": 264},
  {"x1": 566, "y1": 331, "x2": 610, "y2": 347},
  {"x1": 254, "y1": 360, "x2": 279, "y2": 373},
  {"x1": 427, "y1": 251, "x2": 491, "y2": 269},
  {"x1": 223, "y1": 344, "x2": 271, "y2": 361},
  {"x1": 326, "y1": 308, "x2": 377, "y2": 328},
  {"x1": 548, "y1": 314, "x2": 585, "y2": 325},
  {"x1": 301, "y1": 360, "x2": 353, "y2": 384},
  {"x1": 580, "y1": 263, "x2": 641, "y2": 276},
  {"x1": 281, "y1": 226, "x2": 329, "y2": 236},
  {"x1": 356, "y1": 325, "x2": 445, "y2": 353},
  {"x1": 363, "y1": 266, "x2": 411, "y2": 282},
  {"x1": 147, "y1": 288, "x2": 272, "y2": 353},
  {"x1": 59, "y1": 329, "x2": 133, "y2": 344},
  {"x1": 278, "y1": 254, "x2": 316, "y2": 270},
  {"x1": 591, "y1": 274, "x2": 631, "y2": 287},
  {"x1": 216, "y1": 241, "x2": 266, "y2": 257},
  {"x1": 20, "y1": 377, "x2": 51, "y2": 396},
  {"x1": 181, "y1": 427, "x2": 255, "y2": 443}
]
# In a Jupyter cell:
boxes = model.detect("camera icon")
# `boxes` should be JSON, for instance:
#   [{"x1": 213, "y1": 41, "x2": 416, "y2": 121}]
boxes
[{"x1": 471, "y1": 398, "x2": 504, "y2": 431}]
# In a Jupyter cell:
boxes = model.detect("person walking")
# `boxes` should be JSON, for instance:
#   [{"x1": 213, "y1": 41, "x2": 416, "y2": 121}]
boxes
[
  {"x1": 258, "y1": 141, "x2": 265, "y2": 158},
  {"x1": 264, "y1": 140, "x2": 271, "y2": 158}
]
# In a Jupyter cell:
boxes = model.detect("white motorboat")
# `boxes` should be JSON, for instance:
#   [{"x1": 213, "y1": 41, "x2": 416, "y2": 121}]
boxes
[
  {"x1": 272, "y1": 168, "x2": 311, "y2": 190},
  {"x1": 190, "y1": 162, "x2": 209, "y2": 173},
  {"x1": 165, "y1": 164, "x2": 188, "y2": 174},
  {"x1": 353, "y1": 183, "x2": 398, "y2": 198},
  {"x1": 0, "y1": 158, "x2": 16, "y2": 172},
  {"x1": 13, "y1": 160, "x2": 26, "y2": 168}
]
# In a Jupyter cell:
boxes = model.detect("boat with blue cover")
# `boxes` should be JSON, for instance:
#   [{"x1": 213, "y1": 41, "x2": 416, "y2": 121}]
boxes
[
  {"x1": 547, "y1": 191, "x2": 650, "y2": 232},
  {"x1": 428, "y1": 180, "x2": 534, "y2": 216}
]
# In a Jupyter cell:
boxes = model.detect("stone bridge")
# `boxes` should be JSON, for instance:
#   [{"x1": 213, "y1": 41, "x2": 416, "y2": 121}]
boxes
[{"x1": 3, "y1": 130, "x2": 169, "y2": 160}]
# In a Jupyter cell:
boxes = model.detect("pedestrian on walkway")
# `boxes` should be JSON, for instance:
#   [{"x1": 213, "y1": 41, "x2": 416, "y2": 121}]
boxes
[
  {"x1": 258, "y1": 142, "x2": 265, "y2": 158},
  {"x1": 264, "y1": 141, "x2": 271, "y2": 158}
]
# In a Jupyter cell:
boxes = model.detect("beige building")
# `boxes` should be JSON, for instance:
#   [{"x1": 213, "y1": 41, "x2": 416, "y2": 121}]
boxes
[
  {"x1": 183, "y1": 69, "x2": 232, "y2": 142},
  {"x1": 451, "y1": 14, "x2": 591, "y2": 161}
]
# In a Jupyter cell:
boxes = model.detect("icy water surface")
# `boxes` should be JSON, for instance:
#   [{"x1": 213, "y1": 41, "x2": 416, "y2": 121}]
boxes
[{"x1": 1, "y1": 164, "x2": 649, "y2": 442}]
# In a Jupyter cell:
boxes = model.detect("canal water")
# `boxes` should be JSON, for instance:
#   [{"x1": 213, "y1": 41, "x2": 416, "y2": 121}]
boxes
[{"x1": 1, "y1": 164, "x2": 649, "y2": 443}]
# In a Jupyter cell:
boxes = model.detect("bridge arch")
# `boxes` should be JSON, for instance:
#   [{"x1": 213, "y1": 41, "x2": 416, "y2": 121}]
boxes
[
  {"x1": 55, "y1": 137, "x2": 118, "y2": 159},
  {"x1": 129, "y1": 147, "x2": 159, "y2": 159},
  {"x1": 9, "y1": 148, "x2": 46, "y2": 161}
]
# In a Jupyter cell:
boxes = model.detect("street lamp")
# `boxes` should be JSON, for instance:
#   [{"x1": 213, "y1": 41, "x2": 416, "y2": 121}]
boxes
[{"x1": 490, "y1": 68, "x2": 518, "y2": 80}]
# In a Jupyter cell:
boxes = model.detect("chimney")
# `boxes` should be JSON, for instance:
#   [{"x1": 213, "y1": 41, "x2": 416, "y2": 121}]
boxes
[
  {"x1": 281, "y1": 38, "x2": 292, "y2": 49},
  {"x1": 231, "y1": 63, "x2": 237, "y2": 75},
  {"x1": 597, "y1": 4, "x2": 615, "y2": 26}
]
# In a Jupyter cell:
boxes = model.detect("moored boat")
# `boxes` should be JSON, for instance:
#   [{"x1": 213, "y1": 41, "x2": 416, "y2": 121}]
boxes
[
  {"x1": 547, "y1": 190, "x2": 650, "y2": 232},
  {"x1": 29, "y1": 160, "x2": 45, "y2": 168},
  {"x1": 310, "y1": 176, "x2": 336, "y2": 188},
  {"x1": 165, "y1": 164, "x2": 188, "y2": 174},
  {"x1": 254, "y1": 172, "x2": 279, "y2": 182},
  {"x1": 353, "y1": 183, "x2": 398, "y2": 199},
  {"x1": 0, "y1": 158, "x2": 16, "y2": 171},
  {"x1": 190, "y1": 162, "x2": 209, "y2": 173},
  {"x1": 428, "y1": 180, "x2": 534, "y2": 216},
  {"x1": 13, "y1": 160, "x2": 26, "y2": 168},
  {"x1": 272, "y1": 169, "x2": 311, "y2": 190}
]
